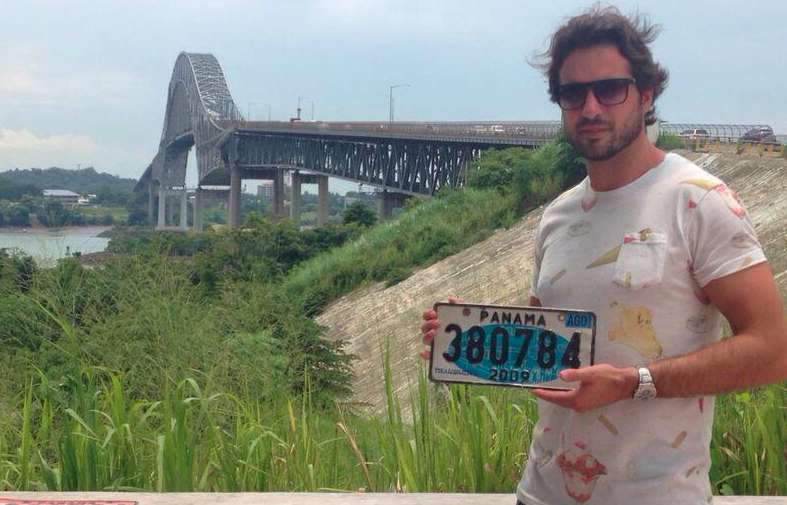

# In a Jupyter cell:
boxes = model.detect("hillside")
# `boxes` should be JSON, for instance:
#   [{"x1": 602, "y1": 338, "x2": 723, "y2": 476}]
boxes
[
  {"x1": 317, "y1": 152, "x2": 787, "y2": 413},
  {"x1": 0, "y1": 166, "x2": 136, "y2": 195}
]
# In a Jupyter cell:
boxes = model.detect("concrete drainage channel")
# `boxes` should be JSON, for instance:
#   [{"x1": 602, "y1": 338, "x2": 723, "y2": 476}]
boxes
[{"x1": 0, "y1": 494, "x2": 786, "y2": 504}]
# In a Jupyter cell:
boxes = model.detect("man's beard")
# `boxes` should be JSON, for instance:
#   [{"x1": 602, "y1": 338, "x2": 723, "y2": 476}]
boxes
[{"x1": 566, "y1": 111, "x2": 643, "y2": 161}]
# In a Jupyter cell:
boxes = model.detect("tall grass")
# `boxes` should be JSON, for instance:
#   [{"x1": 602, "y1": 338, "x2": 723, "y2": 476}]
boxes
[{"x1": 0, "y1": 363, "x2": 783, "y2": 494}]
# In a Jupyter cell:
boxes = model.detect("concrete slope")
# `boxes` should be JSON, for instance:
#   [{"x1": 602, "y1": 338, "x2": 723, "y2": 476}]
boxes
[{"x1": 317, "y1": 152, "x2": 787, "y2": 414}]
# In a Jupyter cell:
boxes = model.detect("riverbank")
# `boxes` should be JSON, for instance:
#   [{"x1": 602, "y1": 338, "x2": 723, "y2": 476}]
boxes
[
  {"x1": 0, "y1": 225, "x2": 113, "y2": 265},
  {"x1": 0, "y1": 225, "x2": 113, "y2": 234}
]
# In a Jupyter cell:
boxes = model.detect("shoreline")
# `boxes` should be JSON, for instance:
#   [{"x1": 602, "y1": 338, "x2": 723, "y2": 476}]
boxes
[{"x1": 0, "y1": 225, "x2": 113, "y2": 235}]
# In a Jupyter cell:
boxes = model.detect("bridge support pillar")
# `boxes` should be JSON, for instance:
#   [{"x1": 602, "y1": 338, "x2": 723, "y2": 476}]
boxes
[
  {"x1": 273, "y1": 169, "x2": 285, "y2": 218},
  {"x1": 377, "y1": 190, "x2": 408, "y2": 220},
  {"x1": 167, "y1": 192, "x2": 176, "y2": 226},
  {"x1": 317, "y1": 175, "x2": 329, "y2": 225},
  {"x1": 193, "y1": 188, "x2": 204, "y2": 232},
  {"x1": 290, "y1": 171, "x2": 302, "y2": 226},
  {"x1": 148, "y1": 182, "x2": 156, "y2": 227},
  {"x1": 229, "y1": 164, "x2": 242, "y2": 229},
  {"x1": 157, "y1": 186, "x2": 167, "y2": 229},
  {"x1": 179, "y1": 189, "x2": 188, "y2": 230}
]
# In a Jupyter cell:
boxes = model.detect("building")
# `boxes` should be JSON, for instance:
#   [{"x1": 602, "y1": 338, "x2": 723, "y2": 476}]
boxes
[
  {"x1": 42, "y1": 189, "x2": 80, "y2": 205},
  {"x1": 257, "y1": 181, "x2": 274, "y2": 203}
]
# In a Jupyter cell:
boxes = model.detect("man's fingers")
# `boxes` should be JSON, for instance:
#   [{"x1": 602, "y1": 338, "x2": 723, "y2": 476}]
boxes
[
  {"x1": 423, "y1": 329, "x2": 436, "y2": 345},
  {"x1": 559, "y1": 368, "x2": 586, "y2": 382},
  {"x1": 447, "y1": 295, "x2": 464, "y2": 304},
  {"x1": 419, "y1": 348, "x2": 432, "y2": 361},
  {"x1": 421, "y1": 319, "x2": 439, "y2": 333},
  {"x1": 531, "y1": 388, "x2": 578, "y2": 408},
  {"x1": 422, "y1": 308, "x2": 436, "y2": 321}
]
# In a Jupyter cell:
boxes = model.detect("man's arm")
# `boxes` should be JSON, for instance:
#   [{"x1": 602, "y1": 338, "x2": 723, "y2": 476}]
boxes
[
  {"x1": 533, "y1": 263, "x2": 787, "y2": 412},
  {"x1": 649, "y1": 262, "x2": 787, "y2": 396}
]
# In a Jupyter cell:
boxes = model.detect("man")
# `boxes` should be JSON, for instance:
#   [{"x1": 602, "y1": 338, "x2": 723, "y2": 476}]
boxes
[{"x1": 420, "y1": 6, "x2": 786, "y2": 504}]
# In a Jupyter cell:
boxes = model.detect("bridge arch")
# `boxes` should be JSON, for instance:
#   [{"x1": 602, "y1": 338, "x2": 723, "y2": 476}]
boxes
[
  {"x1": 152, "y1": 52, "x2": 243, "y2": 187},
  {"x1": 137, "y1": 52, "x2": 243, "y2": 229}
]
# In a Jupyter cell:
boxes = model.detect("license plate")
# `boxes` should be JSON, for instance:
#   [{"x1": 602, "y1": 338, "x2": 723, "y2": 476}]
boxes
[{"x1": 429, "y1": 303, "x2": 596, "y2": 390}]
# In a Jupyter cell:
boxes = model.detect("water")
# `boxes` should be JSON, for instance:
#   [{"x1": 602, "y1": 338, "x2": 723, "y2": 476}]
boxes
[{"x1": 0, "y1": 227, "x2": 111, "y2": 265}]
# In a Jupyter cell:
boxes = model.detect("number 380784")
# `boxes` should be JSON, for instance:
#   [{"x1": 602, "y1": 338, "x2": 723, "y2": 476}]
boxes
[{"x1": 441, "y1": 324, "x2": 582, "y2": 370}]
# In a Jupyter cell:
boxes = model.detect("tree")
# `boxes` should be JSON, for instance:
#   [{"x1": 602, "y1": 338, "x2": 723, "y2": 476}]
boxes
[
  {"x1": 466, "y1": 147, "x2": 532, "y2": 191},
  {"x1": 127, "y1": 209, "x2": 148, "y2": 226},
  {"x1": 343, "y1": 201, "x2": 377, "y2": 227},
  {"x1": 7, "y1": 205, "x2": 30, "y2": 227}
]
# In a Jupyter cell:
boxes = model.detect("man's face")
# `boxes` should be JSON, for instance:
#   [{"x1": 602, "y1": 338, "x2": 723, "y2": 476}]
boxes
[{"x1": 558, "y1": 44, "x2": 651, "y2": 161}]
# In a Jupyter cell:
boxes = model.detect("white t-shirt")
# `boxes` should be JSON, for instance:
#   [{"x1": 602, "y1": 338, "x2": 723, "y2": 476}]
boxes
[{"x1": 517, "y1": 152, "x2": 766, "y2": 505}]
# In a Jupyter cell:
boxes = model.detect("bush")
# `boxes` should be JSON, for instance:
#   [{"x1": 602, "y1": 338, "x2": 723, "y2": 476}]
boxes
[
  {"x1": 6, "y1": 205, "x2": 31, "y2": 227},
  {"x1": 343, "y1": 201, "x2": 377, "y2": 227},
  {"x1": 466, "y1": 147, "x2": 531, "y2": 191},
  {"x1": 514, "y1": 137, "x2": 586, "y2": 212},
  {"x1": 656, "y1": 131, "x2": 685, "y2": 151}
]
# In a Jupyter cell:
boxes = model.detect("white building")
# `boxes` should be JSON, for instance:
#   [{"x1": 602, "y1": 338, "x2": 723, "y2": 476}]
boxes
[{"x1": 43, "y1": 189, "x2": 80, "y2": 205}]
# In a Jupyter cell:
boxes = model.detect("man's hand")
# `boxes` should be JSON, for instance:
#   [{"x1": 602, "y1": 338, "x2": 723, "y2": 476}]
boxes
[
  {"x1": 531, "y1": 364, "x2": 638, "y2": 413},
  {"x1": 419, "y1": 295, "x2": 463, "y2": 360}
]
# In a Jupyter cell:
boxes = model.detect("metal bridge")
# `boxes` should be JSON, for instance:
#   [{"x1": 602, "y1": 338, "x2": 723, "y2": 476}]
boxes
[
  {"x1": 137, "y1": 52, "x2": 561, "y2": 230},
  {"x1": 137, "y1": 52, "x2": 774, "y2": 231}
]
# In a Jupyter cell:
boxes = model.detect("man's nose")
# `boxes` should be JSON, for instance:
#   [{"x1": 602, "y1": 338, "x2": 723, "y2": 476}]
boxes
[{"x1": 581, "y1": 88, "x2": 604, "y2": 117}]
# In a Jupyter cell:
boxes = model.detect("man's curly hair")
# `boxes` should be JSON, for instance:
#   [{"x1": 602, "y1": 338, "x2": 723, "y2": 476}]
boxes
[{"x1": 535, "y1": 5, "x2": 669, "y2": 126}]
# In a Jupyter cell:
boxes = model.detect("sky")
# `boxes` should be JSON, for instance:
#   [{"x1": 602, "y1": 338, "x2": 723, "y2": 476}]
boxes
[{"x1": 1, "y1": 0, "x2": 785, "y2": 192}]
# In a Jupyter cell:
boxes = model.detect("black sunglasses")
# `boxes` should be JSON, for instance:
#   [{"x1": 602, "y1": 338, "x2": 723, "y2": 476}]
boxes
[{"x1": 557, "y1": 78, "x2": 637, "y2": 111}]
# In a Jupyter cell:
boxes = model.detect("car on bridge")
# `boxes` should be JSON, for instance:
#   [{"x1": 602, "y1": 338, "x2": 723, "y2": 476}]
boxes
[
  {"x1": 679, "y1": 128, "x2": 710, "y2": 140},
  {"x1": 741, "y1": 126, "x2": 778, "y2": 144}
]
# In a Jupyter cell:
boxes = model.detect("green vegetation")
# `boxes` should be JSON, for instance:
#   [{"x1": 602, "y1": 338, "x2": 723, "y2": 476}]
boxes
[
  {"x1": 342, "y1": 201, "x2": 377, "y2": 227},
  {"x1": 0, "y1": 176, "x2": 41, "y2": 200},
  {"x1": 0, "y1": 201, "x2": 116, "y2": 228},
  {"x1": 656, "y1": 131, "x2": 685, "y2": 151},
  {"x1": 0, "y1": 138, "x2": 783, "y2": 496},
  {"x1": 0, "y1": 166, "x2": 136, "y2": 197},
  {"x1": 0, "y1": 166, "x2": 140, "y2": 228}
]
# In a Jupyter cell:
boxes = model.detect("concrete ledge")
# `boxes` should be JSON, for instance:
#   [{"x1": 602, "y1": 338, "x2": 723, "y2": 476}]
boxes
[{"x1": 0, "y1": 493, "x2": 785, "y2": 504}]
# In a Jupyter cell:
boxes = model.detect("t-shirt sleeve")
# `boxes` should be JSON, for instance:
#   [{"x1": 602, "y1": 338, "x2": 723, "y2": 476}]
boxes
[{"x1": 687, "y1": 184, "x2": 767, "y2": 288}]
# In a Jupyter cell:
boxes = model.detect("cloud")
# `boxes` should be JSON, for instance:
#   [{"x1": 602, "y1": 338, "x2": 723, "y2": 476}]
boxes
[
  {"x1": 0, "y1": 45, "x2": 139, "y2": 106},
  {"x1": 0, "y1": 128, "x2": 142, "y2": 174}
]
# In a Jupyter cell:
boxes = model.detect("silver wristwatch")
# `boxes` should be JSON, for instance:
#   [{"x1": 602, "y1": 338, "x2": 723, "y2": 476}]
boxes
[{"x1": 633, "y1": 367, "x2": 657, "y2": 400}]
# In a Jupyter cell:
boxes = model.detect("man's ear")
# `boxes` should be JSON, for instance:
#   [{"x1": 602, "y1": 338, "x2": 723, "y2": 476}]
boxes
[{"x1": 639, "y1": 86, "x2": 654, "y2": 110}]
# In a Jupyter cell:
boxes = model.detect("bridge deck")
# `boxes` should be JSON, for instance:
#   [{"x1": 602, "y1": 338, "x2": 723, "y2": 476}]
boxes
[
  {"x1": 219, "y1": 120, "x2": 561, "y2": 147},
  {"x1": 1, "y1": 493, "x2": 783, "y2": 504}
]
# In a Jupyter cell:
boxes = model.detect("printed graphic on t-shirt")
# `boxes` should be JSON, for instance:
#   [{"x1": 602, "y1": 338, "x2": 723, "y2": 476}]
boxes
[{"x1": 608, "y1": 302, "x2": 663, "y2": 359}]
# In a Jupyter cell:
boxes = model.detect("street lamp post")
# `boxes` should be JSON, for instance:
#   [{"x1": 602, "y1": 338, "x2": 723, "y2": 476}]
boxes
[{"x1": 389, "y1": 84, "x2": 410, "y2": 123}]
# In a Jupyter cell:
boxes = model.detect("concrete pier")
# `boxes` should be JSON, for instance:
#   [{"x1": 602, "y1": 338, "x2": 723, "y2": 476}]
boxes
[
  {"x1": 157, "y1": 186, "x2": 167, "y2": 229},
  {"x1": 193, "y1": 188, "x2": 204, "y2": 232},
  {"x1": 228, "y1": 165, "x2": 242, "y2": 229},
  {"x1": 179, "y1": 189, "x2": 188, "y2": 230},
  {"x1": 290, "y1": 172, "x2": 330, "y2": 227},
  {"x1": 317, "y1": 174, "x2": 329, "y2": 225},
  {"x1": 273, "y1": 169, "x2": 285, "y2": 218},
  {"x1": 377, "y1": 190, "x2": 409, "y2": 220},
  {"x1": 290, "y1": 171, "x2": 302, "y2": 225}
]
